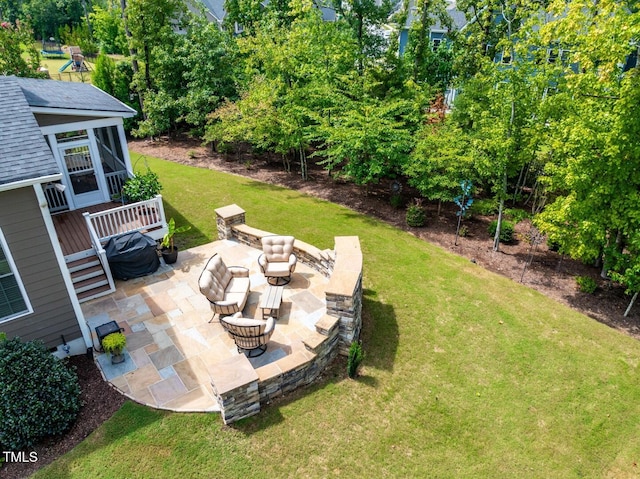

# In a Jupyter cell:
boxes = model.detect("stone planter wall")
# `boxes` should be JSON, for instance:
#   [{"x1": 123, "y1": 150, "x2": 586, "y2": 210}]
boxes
[{"x1": 212, "y1": 204, "x2": 363, "y2": 424}]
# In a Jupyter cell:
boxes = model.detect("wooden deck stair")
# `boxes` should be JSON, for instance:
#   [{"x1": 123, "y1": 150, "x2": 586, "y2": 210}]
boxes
[{"x1": 66, "y1": 253, "x2": 114, "y2": 302}]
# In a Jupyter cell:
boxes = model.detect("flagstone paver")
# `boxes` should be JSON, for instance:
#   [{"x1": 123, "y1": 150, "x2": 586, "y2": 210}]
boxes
[{"x1": 84, "y1": 240, "x2": 328, "y2": 412}]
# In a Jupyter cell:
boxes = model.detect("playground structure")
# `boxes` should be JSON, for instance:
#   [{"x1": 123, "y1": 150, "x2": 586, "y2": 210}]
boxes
[
  {"x1": 41, "y1": 39, "x2": 65, "y2": 58},
  {"x1": 59, "y1": 46, "x2": 91, "y2": 73}
]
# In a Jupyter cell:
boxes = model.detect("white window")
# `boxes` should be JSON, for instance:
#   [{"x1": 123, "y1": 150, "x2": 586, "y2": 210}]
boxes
[
  {"x1": 0, "y1": 229, "x2": 31, "y2": 323},
  {"x1": 432, "y1": 38, "x2": 442, "y2": 52}
]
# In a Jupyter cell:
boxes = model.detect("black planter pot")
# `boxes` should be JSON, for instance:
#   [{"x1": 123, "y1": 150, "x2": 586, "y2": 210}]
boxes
[{"x1": 162, "y1": 246, "x2": 179, "y2": 264}]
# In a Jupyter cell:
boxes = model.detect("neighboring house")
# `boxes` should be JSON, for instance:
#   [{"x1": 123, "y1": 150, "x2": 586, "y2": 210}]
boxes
[
  {"x1": 0, "y1": 76, "x2": 167, "y2": 356},
  {"x1": 398, "y1": 0, "x2": 469, "y2": 55},
  {"x1": 195, "y1": 0, "x2": 337, "y2": 31}
]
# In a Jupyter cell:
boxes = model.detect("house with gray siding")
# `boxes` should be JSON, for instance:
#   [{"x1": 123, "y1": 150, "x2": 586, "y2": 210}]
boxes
[{"x1": 0, "y1": 76, "x2": 167, "y2": 356}]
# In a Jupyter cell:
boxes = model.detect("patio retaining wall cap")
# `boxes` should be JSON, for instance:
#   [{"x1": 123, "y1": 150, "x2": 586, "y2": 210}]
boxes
[
  {"x1": 275, "y1": 350, "x2": 315, "y2": 372},
  {"x1": 209, "y1": 354, "x2": 259, "y2": 395},
  {"x1": 326, "y1": 236, "x2": 362, "y2": 296},
  {"x1": 303, "y1": 331, "x2": 329, "y2": 352},
  {"x1": 215, "y1": 204, "x2": 245, "y2": 219},
  {"x1": 256, "y1": 362, "x2": 282, "y2": 382},
  {"x1": 234, "y1": 223, "x2": 271, "y2": 238},
  {"x1": 315, "y1": 315, "x2": 340, "y2": 334}
]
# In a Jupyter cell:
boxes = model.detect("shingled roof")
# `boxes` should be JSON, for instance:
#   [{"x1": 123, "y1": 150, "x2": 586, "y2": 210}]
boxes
[
  {"x1": 0, "y1": 75, "x2": 137, "y2": 189},
  {"x1": 0, "y1": 77, "x2": 60, "y2": 187},
  {"x1": 12, "y1": 77, "x2": 136, "y2": 116}
]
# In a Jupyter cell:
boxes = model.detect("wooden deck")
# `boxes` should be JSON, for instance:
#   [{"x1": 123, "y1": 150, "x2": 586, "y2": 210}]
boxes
[
  {"x1": 53, "y1": 203, "x2": 123, "y2": 256},
  {"x1": 53, "y1": 202, "x2": 165, "y2": 257}
]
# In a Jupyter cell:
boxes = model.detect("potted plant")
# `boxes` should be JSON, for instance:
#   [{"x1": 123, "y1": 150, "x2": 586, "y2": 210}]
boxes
[
  {"x1": 101, "y1": 332, "x2": 127, "y2": 364},
  {"x1": 161, "y1": 217, "x2": 191, "y2": 264},
  {"x1": 121, "y1": 166, "x2": 162, "y2": 204}
]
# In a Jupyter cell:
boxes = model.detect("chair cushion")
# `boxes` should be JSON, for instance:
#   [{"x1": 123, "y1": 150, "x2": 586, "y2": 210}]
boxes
[
  {"x1": 262, "y1": 235, "x2": 295, "y2": 262},
  {"x1": 198, "y1": 254, "x2": 236, "y2": 303},
  {"x1": 264, "y1": 262, "x2": 292, "y2": 277},
  {"x1": 227, "y1": 276, "x2": 250, "y2": 294},
  {"x1": 199, "y1": 271, "x2": 224, "y2": 302},
  {"x1": 223, "y1": 316, "x2": 268, "y2": 334},
  {"x1": 224, "y1": 291, "x2": 249, "y2": 311}
]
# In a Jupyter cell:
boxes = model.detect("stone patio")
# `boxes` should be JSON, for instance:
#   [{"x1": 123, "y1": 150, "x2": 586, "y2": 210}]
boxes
[{"x1": 83, "y1": 239, "x2": 329, "y2": 412}]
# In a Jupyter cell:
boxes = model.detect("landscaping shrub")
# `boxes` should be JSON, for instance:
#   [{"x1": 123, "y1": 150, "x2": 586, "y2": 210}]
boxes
[
  {"x1": 576, "y1": 276, "x2": 597, "y2": 294},
  {"x1": 0, "y1": 337, "x2": 81, "y2": 451},
  {"x1": 488, "y1": 220, "x2": 515, "y2": 243},
  {"x1": 504, "y1": 208, "x2": 530, "y2": 224},
  {"x1": 470, "y1": 199, "x2": 498, "y2": 216},
  {"x1": 347, "y1": 341, "x2": 364, "y2": 378},
  {"x1": 406, "y1": 201, "x2": 426, "y2": 227}
]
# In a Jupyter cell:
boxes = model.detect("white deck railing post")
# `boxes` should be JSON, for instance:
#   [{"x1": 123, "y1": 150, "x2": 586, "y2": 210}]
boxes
[{"x1": 83, "y1": 212, "x2": 116, "y2": 293}]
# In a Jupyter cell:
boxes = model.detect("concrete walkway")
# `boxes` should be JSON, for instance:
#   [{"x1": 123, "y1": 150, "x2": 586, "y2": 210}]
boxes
[{"x1": 83, "y1": 240, "x2": 328, "y2": 412}]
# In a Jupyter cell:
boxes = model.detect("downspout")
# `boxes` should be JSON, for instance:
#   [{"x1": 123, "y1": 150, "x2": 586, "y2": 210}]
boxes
[{"x1": 34, "y1": 183, "x2": 93, "y2": 352}]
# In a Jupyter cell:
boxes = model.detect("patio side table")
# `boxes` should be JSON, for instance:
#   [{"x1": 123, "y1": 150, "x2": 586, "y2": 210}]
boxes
[
  {"x1": 95, "y1": 320, "x2": 123, "y2": 352},
  {"x1": 259, "y1": 285, "x2": 284, "y2": 320}
]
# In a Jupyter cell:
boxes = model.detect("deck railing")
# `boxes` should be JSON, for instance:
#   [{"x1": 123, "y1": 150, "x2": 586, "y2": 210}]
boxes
[
  {"x1": 44, "y1": 183, "x2": 68, "y2": 213},
  {"x1": 83, "y1": 195, "x2": 168, "y2": 244},
  {"x1": 44, "y1": 170, "x2": 129, "y2": 212},
  {"x1": 82, "y1": 195, "x2": 168, "y2": 291},
  {"x1": 105, "y1": 171, "x2": 128, "y2": 198}
]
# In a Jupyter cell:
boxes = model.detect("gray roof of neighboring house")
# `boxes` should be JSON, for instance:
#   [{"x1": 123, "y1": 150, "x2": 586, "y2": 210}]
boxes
[
  {"x1": 199, "y1": 0, "x2": 227, "y2": 23},
  {"x1": 12, "y1": 77, "x2": 136, "y2": 116},
  {"x1": 0, "y1": 77, "x2": 59, "y2": 186},
  {"x1": 404, "y1": 0, "x2": 469, "y2": 31}
]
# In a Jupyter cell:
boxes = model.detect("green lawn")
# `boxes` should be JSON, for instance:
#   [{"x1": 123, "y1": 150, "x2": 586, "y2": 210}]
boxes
[{"x1": 34, "y1": 154, "x2": 640, "y2": 478}]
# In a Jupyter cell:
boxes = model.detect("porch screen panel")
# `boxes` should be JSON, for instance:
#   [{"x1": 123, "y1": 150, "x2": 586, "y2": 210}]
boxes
[
  {"x1": 0, "y1": 244, "x2": 28, "y2": 320},
  {"x1": 63, "y1": 145, "x2": 99, "y2": 195}
]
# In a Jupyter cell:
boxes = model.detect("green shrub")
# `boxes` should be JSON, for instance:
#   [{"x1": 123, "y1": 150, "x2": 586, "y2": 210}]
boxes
[
  {"x1": 121, "y1": 167, "x2": 162, "y2": 203},
  {"x1": 406, "y1": 201, "x2": 426, "y2": 227},
  {"x1": 576, "y1": 276, "x2": 597, "y2": 294},
  {"x1": 470, "y1": 199, "x2": 498, "y2": 216},
  {"x1": 504, "y1": 208, "x2": 530, "y2": 224},
  {"x1": 488, "y1": 220, "x2": 515, "y2": 243},
  {"x1": 0, "y1": 337, "x2": 81, "y2": 451},
  {"x1": 347, "y1": 341, "x2": 365, "y2": 378}
]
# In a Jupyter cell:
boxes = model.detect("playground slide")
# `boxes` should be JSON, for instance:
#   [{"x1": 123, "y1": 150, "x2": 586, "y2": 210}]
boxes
[{"x1": 58, "y1": 59, "x2": 73, "y2": 72}]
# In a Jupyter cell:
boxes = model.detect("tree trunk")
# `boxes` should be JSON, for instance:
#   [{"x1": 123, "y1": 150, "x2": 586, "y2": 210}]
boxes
[
  {"x1": 624, "y1": 291, "x2": 639, "y2": 317},
  {"x1": 493, "y1": 170, "x2": 507, "y2": 252},
  {"x1": 493, "y1": 196, "x2": 505, "y2": 252},
  {"x1": 299, "y1": 145, "x2": 308, "y2": 181},
  {"x1": 143, "y1": 42, "x2": 152, "y2": 92},
  {"x1": 413, "y1": 0, "x2": 432, "y2": 81},
  {"x1": 120, "y1": 0, "x2": 145, "y2": 119}
]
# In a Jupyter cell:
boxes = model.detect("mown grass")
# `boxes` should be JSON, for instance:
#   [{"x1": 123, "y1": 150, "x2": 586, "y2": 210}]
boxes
[{"x1": 33, "y1": 154, "x2": 640, "y2": 478}]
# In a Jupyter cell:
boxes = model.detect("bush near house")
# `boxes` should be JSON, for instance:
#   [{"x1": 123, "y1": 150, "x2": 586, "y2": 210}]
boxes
[{"x1": 0, "y1": 337, "x2": 81, "y2": 451}]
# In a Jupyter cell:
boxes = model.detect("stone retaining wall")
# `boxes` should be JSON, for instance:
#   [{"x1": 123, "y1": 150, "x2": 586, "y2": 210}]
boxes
[
  {"x1": 211, "y1": 204, "x2": 363, "y2": 424},
  {"x1": 232, "y1": 224, "x2": 335, "y2": 278}
]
